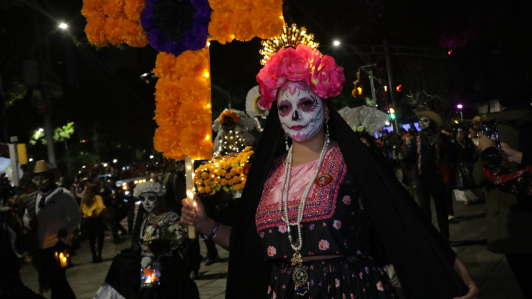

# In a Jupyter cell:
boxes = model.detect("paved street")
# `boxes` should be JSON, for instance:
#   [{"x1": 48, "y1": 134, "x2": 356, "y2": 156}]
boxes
[{"x1": 19, "y1": 198, "x2": 522, "y2": 299}]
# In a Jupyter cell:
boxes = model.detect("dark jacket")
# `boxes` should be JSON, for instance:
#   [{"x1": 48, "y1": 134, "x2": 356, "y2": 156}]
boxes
[{"x1": 473, "y1": 106, "x2": 532, "y2": 254}]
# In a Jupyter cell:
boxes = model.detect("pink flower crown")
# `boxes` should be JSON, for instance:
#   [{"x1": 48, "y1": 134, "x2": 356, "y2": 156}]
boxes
[{"x1": 256, "y1": 44, "x2": 345, "y2": 111}]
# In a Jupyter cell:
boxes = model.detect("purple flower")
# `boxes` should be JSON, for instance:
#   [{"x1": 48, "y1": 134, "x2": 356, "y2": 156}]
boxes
[
  {"x1": 141, "y1": 0, "x2": 212, "y2": 57},
  {"x1": 259, "y1": 232, "x2": 265, "y2": 238},
  {"x1": 309, "y1": 224, "x2": 315, "y2": 230}
]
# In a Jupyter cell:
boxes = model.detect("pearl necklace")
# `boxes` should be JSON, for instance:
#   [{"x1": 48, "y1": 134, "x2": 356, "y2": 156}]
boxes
[{"x1": 279, "y1": 137, "x2": 329, "y2": 250}]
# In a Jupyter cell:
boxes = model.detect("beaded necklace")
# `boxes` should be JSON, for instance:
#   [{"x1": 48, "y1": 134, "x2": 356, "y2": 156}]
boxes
[{"x1": 279, "y1": 133, "x2": 330, "y2": 296}]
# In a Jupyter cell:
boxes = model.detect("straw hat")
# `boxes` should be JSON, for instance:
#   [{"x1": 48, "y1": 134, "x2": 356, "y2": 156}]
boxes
[
  {"x1": 415, "y1": 110, "x2": 443, "y2": 129},
  {"x1": 33, "y1": 160, "x2": 60, "y2": 181}
]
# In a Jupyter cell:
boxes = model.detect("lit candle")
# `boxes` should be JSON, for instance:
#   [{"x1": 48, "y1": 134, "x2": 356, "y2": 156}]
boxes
[{"x1": 185, "y1": 156, "x2": 196, "y2": 239}]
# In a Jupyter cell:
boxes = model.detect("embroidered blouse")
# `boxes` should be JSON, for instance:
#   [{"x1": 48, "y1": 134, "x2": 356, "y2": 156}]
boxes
[
  {"x1": 139, "y1": 211, "x2": 179, "y2": 256},
  {"x1": 255, "y1": 146, "x2": 370, "y2": 260}
]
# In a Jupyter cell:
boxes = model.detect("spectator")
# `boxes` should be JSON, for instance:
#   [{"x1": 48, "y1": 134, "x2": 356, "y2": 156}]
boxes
[
  {"x1": 100, "y1": 176, "x2": 127, "y2": 243},
  {"x1": 472, "y1": 74, "x2": 532, "y2": 298},
  {"x1": 80, "y1": 185, "x2": 107, "y2": 263}
]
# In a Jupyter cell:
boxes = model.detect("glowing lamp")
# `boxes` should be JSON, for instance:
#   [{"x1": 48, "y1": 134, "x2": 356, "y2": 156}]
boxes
[
  {"x1": 457, "y1": 104, "x2": 463, "y2": 109},
  {"x1": 140, "y1": 267, "x2": 160, "y2": 288}
]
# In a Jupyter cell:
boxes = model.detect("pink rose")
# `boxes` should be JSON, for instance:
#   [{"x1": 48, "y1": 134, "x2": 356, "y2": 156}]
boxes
[
  {"x1": 280, "y1": 47, "x2": 310, "y2": 81},
  {"x1": 278, "y1": 225, "x2": 287, "y2": 233},
  {"x1": 318, "y1": 239, "x2": 330, "y2": 250},
  {"x1": 267, "y1": 246, "x2": 276, "y2": 257},
  {"x1": 257, "y1": 52, "x2": 286, "y2": 89},
  {"x1": 306, "y1": 55, "x2": 345, "y2": 99}
]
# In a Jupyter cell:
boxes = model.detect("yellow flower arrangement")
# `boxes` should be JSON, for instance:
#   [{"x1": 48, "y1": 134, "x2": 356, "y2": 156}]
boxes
[
  {"x1": 81, "y1": 0, "x2": 148, "y2": 48},
  {"x1": 194, "y1": 147, "x2": 254, "y2": 195}
]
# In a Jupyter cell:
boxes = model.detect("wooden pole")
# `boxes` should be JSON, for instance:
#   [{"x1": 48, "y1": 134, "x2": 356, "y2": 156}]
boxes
[{"x1": 185, "y1": 156, "x2": 196, "y2": 239}]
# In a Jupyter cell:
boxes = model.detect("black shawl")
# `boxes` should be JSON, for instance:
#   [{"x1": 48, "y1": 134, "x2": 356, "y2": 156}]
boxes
[{"x1": 226, "y1": 101, "x2": 468, "y2": 299}]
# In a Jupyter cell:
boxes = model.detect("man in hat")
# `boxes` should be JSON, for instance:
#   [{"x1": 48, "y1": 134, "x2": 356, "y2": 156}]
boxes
[
  {"x1": 22, "y1": 160, "x2": 80, "y2": 299},
  {"x1": 403, "y1": 110, "x2": 456, "y2": 241}
]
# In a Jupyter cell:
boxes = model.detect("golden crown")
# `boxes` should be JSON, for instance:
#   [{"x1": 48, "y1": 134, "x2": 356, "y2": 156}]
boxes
[{"x1": 259, "y1": 23, "x2": 319, "y2": 65}]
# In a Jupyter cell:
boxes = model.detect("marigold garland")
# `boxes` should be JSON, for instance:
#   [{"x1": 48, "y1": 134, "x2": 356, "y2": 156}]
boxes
[
  {"x1": 194, "y1": 146, "x2": 254, "y2": 195},
  {"x1": 207, "y1": 0, "x2": 284, "y2": 43},
  {"x1": 82, "y1": 0, "x2": 148, "y2": 47},
  {"x1": 153, "y1": 48, "x2": 214, "y2": 160}
]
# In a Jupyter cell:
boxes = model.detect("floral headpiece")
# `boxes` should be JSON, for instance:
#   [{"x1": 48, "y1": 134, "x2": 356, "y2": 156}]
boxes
[
  {"x1": 218, "y1": 109, "x2": 241, "y2": 124},
  {"x1": 256, "y1": 44, "x2": 345, "y2": 111},
  {"x1": 133, "y1": 182, "x2": 166, "y2": 198}
]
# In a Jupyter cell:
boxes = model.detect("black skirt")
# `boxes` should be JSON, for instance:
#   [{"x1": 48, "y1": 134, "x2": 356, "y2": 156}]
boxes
[{"x1": 268, "y1": 254, "x2": 397, "y2": 299}]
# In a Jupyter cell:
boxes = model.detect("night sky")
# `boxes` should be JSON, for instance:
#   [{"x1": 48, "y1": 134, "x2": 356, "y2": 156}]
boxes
[{"x1": 1, "y1": 0, "x2": 530, "y2": 167}]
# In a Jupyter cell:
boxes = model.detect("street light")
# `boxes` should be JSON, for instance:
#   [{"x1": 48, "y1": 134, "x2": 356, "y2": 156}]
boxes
[
  {"x1": 457, "y1": 104, "x2": 463, "y2": 109},
  {"x1": 59, "y1": 23, "x2": 68, "y2": 30},
  {"x1": 150, "y1": 155, "x2": 154, "y2": 159},
  {"x1": 333, "y1": 40, "x2": 340, "y2": 46},
  {"x1": 39, "y1": 128, "x2": 44, "y2": 132},
  {"x1": 456, "y1": 104, "x2": 464, "y2": 121},
  {"x1": 113, "y1": 159, "x2": 117, "y2": 163}
]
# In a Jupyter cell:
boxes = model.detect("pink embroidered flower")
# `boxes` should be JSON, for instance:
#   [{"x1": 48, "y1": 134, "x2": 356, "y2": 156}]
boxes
[
  {"x1": 333, "y1": 220, "x2": 342, "y2": 230},
  {"x1": 335, "y1": 278, "x2": 340, "y2": 287},
  {"x1": 278, "y1": 225, "x2": 287, "y2": 233},
  {"x1": 272, "y1": 291, "x2": 276, "y2": 299},
  {"x1": 364, "y1": 266, "x2": 369, "y2": 274},
  {"x1": 267, "y1": 246, "x2": 276, "y2": 257},
  {"x1": 359, "y1": 272, "x2": 363, "y2": 279},
  {"x1": 306, "y1": 55, "x2": 345, "y2": 99},
  {"x1": 318, "y1": 240, "x2": 330, "y2": 250},
  {"x1": 323, "y1": 222, "x2": 327, "y2": 227},
  {"x1": 342, "y1": 195, "x2": 351, "y2": 205},
  {"x1": 267, "y1": 286, "x2": 271, "y2": 294},
  {"x1": 260, "y1": 232, "x2": 265, "y2": 238},
  {"x1": 269, "y1": 229, "x2": 272, "y2": 233},
  {"x1": 376, "y1": 281, "x2": 384, "y2": 291},
  {"x1": 309, "y1": 224, "x2": 315, "y2": 230}
]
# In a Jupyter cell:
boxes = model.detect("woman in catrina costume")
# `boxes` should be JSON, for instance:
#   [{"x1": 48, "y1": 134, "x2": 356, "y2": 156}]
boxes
[{"x1": 182, "y1": 35, "x2": 479, "y2": 299}]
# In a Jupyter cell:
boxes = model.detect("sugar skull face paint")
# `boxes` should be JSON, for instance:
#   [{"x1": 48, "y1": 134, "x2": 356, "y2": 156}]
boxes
[
  {"x1": 419, "y1": 117, "x2": 431, "y2": 130},
  {"x1": 277, "y1": 81, "x2": 324, "y2": 142},
  {"x1": 140, "y1": 193, "x2": 159, "y2": 213}
]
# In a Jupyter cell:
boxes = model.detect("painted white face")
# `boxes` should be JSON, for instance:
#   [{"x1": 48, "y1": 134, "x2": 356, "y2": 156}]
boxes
[
  {"x1": 419, "y1": 117, "x2": 431, "y2": 130},
  {"x1": 141, "y1": 193, "x2": 159, "y2": 213},
  {"x1": 277, "y1": 81, "x2": 324, "y2": 142}
]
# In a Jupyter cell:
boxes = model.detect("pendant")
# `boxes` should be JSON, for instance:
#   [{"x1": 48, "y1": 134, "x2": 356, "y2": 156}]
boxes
[
  {"x1": 314, "y1": 174, "x2": 332, "y2": 186},
  {"x1": 291, "y1": 251, "x2": 308, "y2": 296}
]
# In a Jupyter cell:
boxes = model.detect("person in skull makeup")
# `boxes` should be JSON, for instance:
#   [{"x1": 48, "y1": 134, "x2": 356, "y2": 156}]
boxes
[
  {"x1": 181, "y1": 43, "x2": 478, "y2": 299},
  {"x1": 403, "y1": 110, "x2": 456, "y2": 241},
  {"x1": 94, "y1": 181, "x2": 199, "y2": 299}
]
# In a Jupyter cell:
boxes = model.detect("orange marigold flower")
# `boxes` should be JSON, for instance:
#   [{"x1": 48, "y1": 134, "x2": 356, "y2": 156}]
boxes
[
  {"x1": 103, "y1": 0, "x2": 125, "y2": 19},
  {"x1": 250, "y1": 6, "x2": 284, "y2": 39},
  {"x1": 208, "y1": 10, "x2": 234, "y2": 44},
  {"x1": 85, "y1": 15, "x2": 108, "y2": 47},
  {"x1": 204, "y1": 186, "x2": 212, "y2": 193},
  {"x1": 81, "y1": 0, "x2": 105, "y2": 18},
  {"x1": 201, "y1": 172, "x2": 209, "y2": 179},
  {"x1": 221, "y1": 179, "x2": 228, "y2": 186},
  {"x1": 203, "y1": 179, "x2": 211, "y2": 186},
  {"x1": 124, "y1": 0, "x2": 145, "y2": 23},
  {"x1": 230, "y1": 8, "x2": 254, "y2": 42}
]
